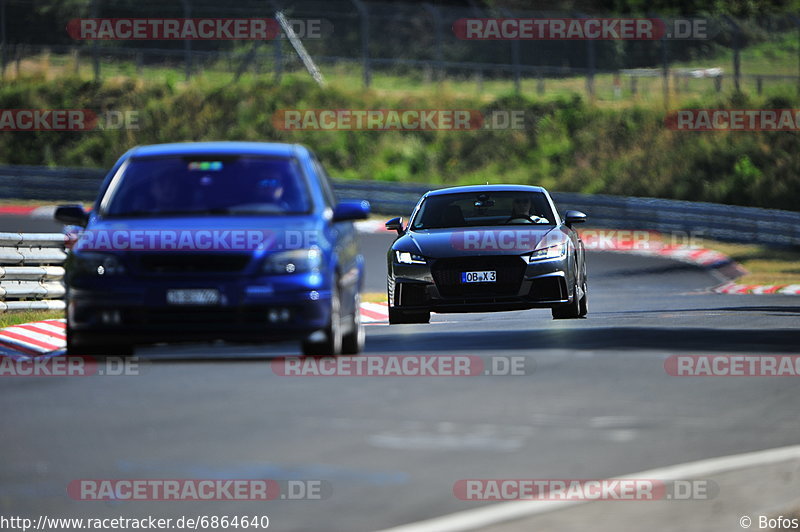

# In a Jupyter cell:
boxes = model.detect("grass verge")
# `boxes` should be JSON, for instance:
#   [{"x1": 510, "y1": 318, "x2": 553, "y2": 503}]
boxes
[
  {"x1": 0, "y1": 310, "x2": 65, "y2": 329},
  {"x1": 362, "y1": 292, "x2": 387, "y2": 304},
  {"x1": 699, "y1": 240, "x2": 800, "y2": 286}
]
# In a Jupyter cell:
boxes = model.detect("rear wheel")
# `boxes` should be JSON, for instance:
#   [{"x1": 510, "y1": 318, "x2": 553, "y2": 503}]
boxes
[
  {"x1": 302, "y1": 282, "x2": 343, "y2": 356},
  {"x1": 341, "y1": 292, "x2": 365, "y2": 355},
  {"x1": 389, "y1": 307, "x2": 430, "y2": 324}
]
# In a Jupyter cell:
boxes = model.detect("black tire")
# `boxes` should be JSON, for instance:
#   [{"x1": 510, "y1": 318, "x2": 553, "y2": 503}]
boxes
[
  {"x1": 66, "y1": 330, "x2": 134, "y2": 358},
  {"x1": 341, "y1": 292, "x2": 365, "y2": 355},
  {"x1": 551, "y1": 281, "x2": 581, "y2": 320},
  {"x1": 302, "y1": 281, "x2": 343, "y2": 356},
  {"x1": 389, "y1": 307, "x2": 430, "y2": 324},
  {"x1": 578, "y1": 280, "x2": 588, "y2": 317}
]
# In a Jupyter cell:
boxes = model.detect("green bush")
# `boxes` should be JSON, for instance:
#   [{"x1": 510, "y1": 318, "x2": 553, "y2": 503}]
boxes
[{"x1": 2, "y1": 75, "x2": 800, "y2": 211}]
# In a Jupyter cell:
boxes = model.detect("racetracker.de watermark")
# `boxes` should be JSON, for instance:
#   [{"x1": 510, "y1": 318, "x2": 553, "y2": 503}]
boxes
[
  {"x1": 67, "y1": 18, "x2": 332, "y2": 41},
  {"x1": 452, "y1": 18, "x2": 711, "y2": 40},
  {"x1": 0, "y1": 356, "x2": 139, "y2": 377},
  {"x1": 67, "y1": 18, "x2": 280, "y2": 40},
  {"x1": 454, "y1": 479, "x2": 718, "y2": 500},
  {"x1": 0, "y1": 110, "x2": 139, "y2": 131},
  {"x1": 270, "y1": 355, "x2": 529, "y2": 376},
  {"x1": 273, "y1": 109, "x2": 527, "y2": 131},
  {"x1": 666, "y1": 109, "x2": 800, "y2": 131},
  {"x1": 448, "y1": 229, "x2": 704, "y2": 253},
  {"x1": 73, "y1": 229, "x2": 321, "y2": 252},
  {"x1": 665, "y1": 355, "x2": 800, "y2": 376},
  {"x1": 68, "y1": 479, "x2": 330, "y2": 500}
]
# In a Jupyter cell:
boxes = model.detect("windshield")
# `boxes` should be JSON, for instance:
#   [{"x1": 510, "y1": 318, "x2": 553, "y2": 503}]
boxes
[
  {"x1": 101, "y1": 156, "x2": 311, "y2": 217},
  {"x1": 410, "y1": 191, "x2": 556, "y2": 230}
]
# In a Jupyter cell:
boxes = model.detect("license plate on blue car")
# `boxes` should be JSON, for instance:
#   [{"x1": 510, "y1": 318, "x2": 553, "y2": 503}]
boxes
[{"x1": 167, "y1": 289, "x2": 220, "y2": 305}]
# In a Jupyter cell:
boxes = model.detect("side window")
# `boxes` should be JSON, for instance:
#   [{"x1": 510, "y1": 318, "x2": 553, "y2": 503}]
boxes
[{"x1": 312, "y1": 155, "x2": 337, "y2": 208}]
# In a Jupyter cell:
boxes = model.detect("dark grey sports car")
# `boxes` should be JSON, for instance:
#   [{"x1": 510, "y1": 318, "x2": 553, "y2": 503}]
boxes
[{"x1": 385, "y1": 185, "x2": 587, "y2": 324}]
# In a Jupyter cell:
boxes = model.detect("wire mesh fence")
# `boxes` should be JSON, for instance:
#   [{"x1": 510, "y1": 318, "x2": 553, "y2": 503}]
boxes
[{"x1": 2, "y1": 1, "x2": 800, "y2": 101}]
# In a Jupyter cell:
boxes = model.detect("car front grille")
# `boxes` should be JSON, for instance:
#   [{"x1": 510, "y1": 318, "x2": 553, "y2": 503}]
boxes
[
  {"x1": 138, "y1": 253, "x2": 251, "y2": 273},
  {"x1": 431, "y1": 256, "x2": 526, "y2": 297}
]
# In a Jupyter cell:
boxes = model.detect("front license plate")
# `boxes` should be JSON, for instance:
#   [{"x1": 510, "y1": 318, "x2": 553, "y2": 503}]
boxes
[
  {"x1": 461, "y1": 271, "x2": 497, "y2": 283},
  {"x1": 167, "y1": 289, "x2": 220, "y2": 306}
]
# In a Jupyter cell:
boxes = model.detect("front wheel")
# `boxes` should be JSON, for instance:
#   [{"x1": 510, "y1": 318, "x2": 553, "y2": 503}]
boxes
[
  {"x1": 389, "y1": 307, "x2": 430, "y2": 324},
  {"x1": 578, "y1": 280, "x2": 588, "y2": 317},
  {"x1": 551, "y1": 281, "x2": 582, "y2": 320},
  {"x1": 341, "y1": 292, "x2": 365, "y2": 355},
  {"x1": 302, "y1": 282, "x2": 343, "y2": 356},
  {"x1": 66, "y1": 329, "x2": 134, "y2": 358}
]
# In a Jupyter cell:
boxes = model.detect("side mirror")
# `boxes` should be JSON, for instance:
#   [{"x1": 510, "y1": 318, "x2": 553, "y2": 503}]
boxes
[
  {"x1": 385, "y1": 217, "x2": 404, "y2": 235},
  {"x1": 333, "y1": 200, "x2": 370, "y2": 222},
  {"x1": 55, "y1": 205, "x2": 89, "y2": 227},
  {"x1": 564, "y1": 210, "x2": 587, "y2": 227}
]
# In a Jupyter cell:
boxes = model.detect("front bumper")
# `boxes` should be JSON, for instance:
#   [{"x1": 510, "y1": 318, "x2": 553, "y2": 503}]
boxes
[
  {"x1": 67, "y1": 274, "x2": 332, "y2": 345},
  {"x1": 390, "y1": 255, "x2": 572, "y2": 313}
]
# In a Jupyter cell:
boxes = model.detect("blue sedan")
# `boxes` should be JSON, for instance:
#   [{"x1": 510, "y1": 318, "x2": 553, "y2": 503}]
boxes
[{"x1": 56, "y1": 142, "x2": 369, "y2": 356}]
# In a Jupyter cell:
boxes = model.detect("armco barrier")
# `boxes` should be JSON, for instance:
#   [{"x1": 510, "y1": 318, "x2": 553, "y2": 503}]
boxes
[
  {"x1": 0, "y1": 232, "x2": 67, "y2": 312},
  {"x1": 1, "y1": 164, "x2": 800, "y2": 247}
]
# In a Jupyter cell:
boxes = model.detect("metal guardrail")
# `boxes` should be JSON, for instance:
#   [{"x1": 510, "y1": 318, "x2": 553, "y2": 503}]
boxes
[
  {"x1": 0, "y1": 233, "x2": 67, "y2": 312},
  {"x1": 1, "y1": 164, "x2": 799, "y2": 248},
  {"x1": 332, "y1": 180, "x2": 800, "y2": 248}
]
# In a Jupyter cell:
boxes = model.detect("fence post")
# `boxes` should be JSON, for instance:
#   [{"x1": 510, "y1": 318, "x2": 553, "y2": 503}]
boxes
[
  {"x1": 576, "y1": 13, "x2": 595, "y2": 100},
  {"x1": 351, "y1": 0, "x2": 370, "y2": 88},
  {"x1": 724, "y1": 16, "x2": 742, "y2": 93},
  {"x1": 266, "y1": 0, "x2": 282, "y2": 83},
  {"x1": 273, "y1": 29, "x2": 282, "y2": 83},
  {"x1": 661, "y1": 34, "x2": 669, "y2": 107},
  {"x1": 181, "y1": 0, "x2": 192, "y2": 80},
  {"x1": 790, "y1": 15, "x2": 800, "y2": 94},
  {"x1": 501, "y1": 8, "x2": 521, "y2": 94},
  {"x1": 733, "y1": 33, "x2": 741, "y2": 93},
  {"x1": 91, "y1": 0, "x2": 99, "y2": 82},
  {"x1": 1, "y1": 0, "x2": 6, "y2": 80},
  {"x1": 424, "y1": 4, "x2": 444, "y2": 83},
  {"x1": 74, "y1": 46, "x2": 81, "y2": 75}
]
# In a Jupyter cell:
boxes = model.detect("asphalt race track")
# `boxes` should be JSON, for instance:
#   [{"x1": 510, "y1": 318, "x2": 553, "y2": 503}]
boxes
[{"x1": 2, "y1": 216, "x2": 800, "y2": 531}]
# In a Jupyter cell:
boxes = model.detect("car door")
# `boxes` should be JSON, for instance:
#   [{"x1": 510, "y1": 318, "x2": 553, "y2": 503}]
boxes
[{"x1": 311, "y1": 154, "x2": 363, "y2": 318}]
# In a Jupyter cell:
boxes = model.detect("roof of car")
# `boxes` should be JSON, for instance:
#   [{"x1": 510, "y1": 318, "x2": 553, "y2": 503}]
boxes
[
  {"x1": 128, "y1": 141, "x2": 302, "y2": 158},
  {"x1": 425, "y1": 184, "x2": 548, "y2": 197}
]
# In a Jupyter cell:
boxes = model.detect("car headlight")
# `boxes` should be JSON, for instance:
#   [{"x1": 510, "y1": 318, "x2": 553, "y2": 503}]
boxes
[
  {"x1": 525, "y1": 243, "x2": 567, "y2": 263},
  {"x1": 72, "y1": 252, "x2": 126, "y2": 276},
  {"x1": 263, "y1": 248, "x2": 322, "y2": 274},
  {"x1": 395, "y1": 251, "x2": 426, "y2": 264}
]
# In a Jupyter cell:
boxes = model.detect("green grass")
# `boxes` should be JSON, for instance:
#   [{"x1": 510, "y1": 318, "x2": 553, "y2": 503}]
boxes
[
  {"x1": 698, "y1": 240, "x2": 800, "y2": 286},
  {"x1": 0, "y1": 310, "x2": 64, "y2": 329},
  {"x1": 632, "y1": 232, "x2": 800, "y2": 285}
]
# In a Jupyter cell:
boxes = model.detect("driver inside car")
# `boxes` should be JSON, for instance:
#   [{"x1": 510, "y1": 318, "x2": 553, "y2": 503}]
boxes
[{"x1": 507, "y1": 196, "x2": 547, "y2": 224}]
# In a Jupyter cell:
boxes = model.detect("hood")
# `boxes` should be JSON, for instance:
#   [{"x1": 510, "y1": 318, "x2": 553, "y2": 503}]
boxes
[{"x1": 393, "y1": 226, "x2": 565, "y2": 259}]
